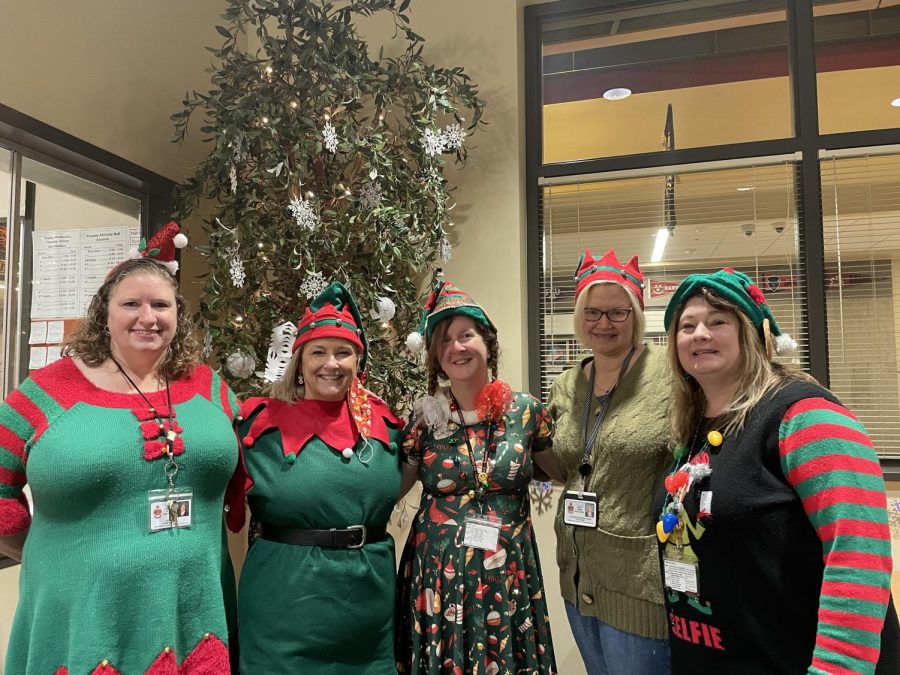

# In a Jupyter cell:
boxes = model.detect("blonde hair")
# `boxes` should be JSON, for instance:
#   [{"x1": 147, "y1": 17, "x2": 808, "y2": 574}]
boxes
[
  {"x1": 267, "y1": 340, "x2": 362, "y2": 402},
  {"x1": 573, "y1": 280, "x2": 646, "y2": 349},
  {"x1": 666, "y1": 287, "x2": 815, "y2": 444}
]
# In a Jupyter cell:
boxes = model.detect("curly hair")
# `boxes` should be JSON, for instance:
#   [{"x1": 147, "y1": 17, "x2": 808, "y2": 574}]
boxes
[
  {"x1": 63, "y1": 258, "x2": 201, "y2": 379},
  {"x1": 425, "y1": 316, "x2": 500, "y2": 395}
]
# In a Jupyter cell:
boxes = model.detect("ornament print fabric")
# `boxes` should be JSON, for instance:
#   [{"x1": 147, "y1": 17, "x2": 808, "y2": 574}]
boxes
[{"x1": 396, "y1": 391, "x2": 557, "y2": 674}]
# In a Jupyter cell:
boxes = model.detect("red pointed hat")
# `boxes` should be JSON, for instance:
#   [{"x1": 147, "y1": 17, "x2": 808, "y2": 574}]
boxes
[
  {"x1": 292, "y1": 281, "x2": 367, "y2": 369},
  {"x1": 108, "y1": 220, "x2": 188, "y2": 279},
  {"x1": 574, "y1": 248, "x2": 645, "y2": 309}
]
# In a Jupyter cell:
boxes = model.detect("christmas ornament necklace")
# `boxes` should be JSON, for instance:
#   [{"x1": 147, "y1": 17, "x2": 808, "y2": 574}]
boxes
[
  {"x1": 656, "y1": 417, "x2": 721, "y2": 543},
  {"x1": 578, "y1": 347, "x2": 635, "y2": 480},
  {"x1": 449, "y1": 390, "x2": 499, "y2": 503}
]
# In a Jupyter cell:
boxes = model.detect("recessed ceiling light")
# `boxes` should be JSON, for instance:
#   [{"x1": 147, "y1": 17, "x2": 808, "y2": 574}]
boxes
[
  {"x1": 891, "y1": 97, "x2": 900, "y2": 107},
  {"x1": 603, "y1": 87, "x2": 632, "y2": 101},
  {"x1": 736, "y1": 186, "x2": 756, "y2": 192}
]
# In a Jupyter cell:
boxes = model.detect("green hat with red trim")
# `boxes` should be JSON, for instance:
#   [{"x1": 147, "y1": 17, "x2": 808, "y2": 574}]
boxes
[
  {"x1": 406, "y1": 272, "x2": 496, "y2": 353},
  {"x1": 663, "y1": 267, "x2": 797, "y2": 355},
  {"x1": 292, "y1": 281, "x2": 368, "y2": 369}
]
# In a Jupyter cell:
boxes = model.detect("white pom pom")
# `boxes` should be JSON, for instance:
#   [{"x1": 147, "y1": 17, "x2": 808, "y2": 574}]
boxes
[
  {"x1": 127, "y1": 246, "x2": 140, "y2": 260},
  {"x1": 775, "y1": 333, "x2": 797, "y2": 355},
  {"x1": 376, "y1": 297, "x2": 396, "y2": 322},
  {"x1": 163, "y1": 261, "x2": 179, "y2": 275},
  {"x1": 173, "y1": 232, "x2": 188, "y2": 249},
  {"x1": 406, "y1": 331, "x2": 425, "y2": 353}
]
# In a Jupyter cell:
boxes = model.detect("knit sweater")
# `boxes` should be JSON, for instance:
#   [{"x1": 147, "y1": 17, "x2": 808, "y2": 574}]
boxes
[
  {"x1": 0, "y1": 357, "x2": 239, "y2": 675},
  {"x1": 657, "y1": 380, "x2": 898, "y2": 675},
  {"x1": 548, "y1": 344, "x2": 672, "y2": 640}
]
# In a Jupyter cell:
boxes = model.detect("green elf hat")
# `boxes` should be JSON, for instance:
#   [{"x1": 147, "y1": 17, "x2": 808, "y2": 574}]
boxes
[
  {"x1": 292, "y1": 281, "x2": 369, "y2": 370},
  {"x1": 406, "y1": 270, "x2": 497, "y2": 353},
  {"x1": 663, "y1": 267, "x2": 797, "y2": 356}
]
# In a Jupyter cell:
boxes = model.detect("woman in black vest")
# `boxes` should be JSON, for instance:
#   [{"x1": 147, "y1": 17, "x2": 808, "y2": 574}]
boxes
[{"x1": 658, "y1": 268, "x2": 899, "y2": 674}]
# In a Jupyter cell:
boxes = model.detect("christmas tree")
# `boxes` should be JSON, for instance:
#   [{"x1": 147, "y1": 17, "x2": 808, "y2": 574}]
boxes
[{"x1": 171, "y1": 0, "x2": 486, "y2": 411}]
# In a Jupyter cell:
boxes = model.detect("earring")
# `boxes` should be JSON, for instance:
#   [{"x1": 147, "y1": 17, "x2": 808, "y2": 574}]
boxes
[{"x1": 297, "y1": 374, "x2": 304, "y2": 385}]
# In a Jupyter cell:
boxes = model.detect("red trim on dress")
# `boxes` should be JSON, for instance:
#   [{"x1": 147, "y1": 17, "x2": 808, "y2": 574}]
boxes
[{"x1": 57, "y1": 633, "x2": 228, "y2": 675}]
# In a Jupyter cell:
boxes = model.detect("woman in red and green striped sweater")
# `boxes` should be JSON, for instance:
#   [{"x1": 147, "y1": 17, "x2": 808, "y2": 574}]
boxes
[{"x1": 655, "y1": 268, "x2": 900, "y2": 675}]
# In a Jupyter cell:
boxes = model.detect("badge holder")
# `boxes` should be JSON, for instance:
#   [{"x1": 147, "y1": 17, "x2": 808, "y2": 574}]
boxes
[
  {"x1": 563, "y1": 490, "x2": 598, "y2": 528},
  {"x1": 463, "y1": 514, "x2": 501, "y2": 551},
  {"x1": 663, "y1": 557, "x2": 700, "y2": 596},
  {"x1": 147, "y1": 454, "x2": 193, "y2": 532}
]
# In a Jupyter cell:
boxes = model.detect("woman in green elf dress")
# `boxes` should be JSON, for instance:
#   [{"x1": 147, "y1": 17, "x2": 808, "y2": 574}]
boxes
[
  {"x1": 0, "y1": 223, "x2": 240, "y2": 674},
  {"x1": 225, "y1": 281, "x2": 404, "y2": 673},
  {"x1": 396, "y1": 277, "x2": 561, "y2": 674}
]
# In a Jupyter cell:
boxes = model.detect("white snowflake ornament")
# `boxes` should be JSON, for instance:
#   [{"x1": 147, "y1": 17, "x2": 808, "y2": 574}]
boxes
[
  {"x1": 359, "y1": 182, "x2": 382, "y2": 210},
  {"x1": 439, "y1": 236, "x2": 453, "y2": 262},
  {"x1": 299, "y1": 271, "x2": 328, "y2": 299},
  {"x1": 442, "y1": 123, "x2": 466, "y2": 150},
  {"x1": 323, "y1": 120, "x2": 338, "y2": 153},
  {"x1": 289, "y1": 196, "x2": 319, "y2": 231},
  {"x1": 201, "y1": 332, "x2": 213, "y2": 359},
  {"x1": 421, "y1": 128, "x2": 444, "y2": 157},
  {"x1": 229, "y1": 255, "x2": 246, "y2": 288},
  {"x1": 261, "y1": 321, "x2": 298, "y2": 383},
  {"x1": 229, "y1": 164, "x2": 238, "y2": 194}
]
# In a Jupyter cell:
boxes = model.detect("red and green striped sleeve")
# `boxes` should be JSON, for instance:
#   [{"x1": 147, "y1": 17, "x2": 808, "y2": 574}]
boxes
[
  {"x1": 779, "y1": 397, "x2": 892, "y2": 675},
  {"x1": 0, "y1": 379, "x2": 52, "y2": 536}
]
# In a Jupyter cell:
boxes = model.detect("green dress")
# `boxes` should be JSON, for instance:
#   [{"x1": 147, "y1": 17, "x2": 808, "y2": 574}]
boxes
[
  {"x1": 0, "y1": 358, "x2": 238, "y2": 674},
  {"x1": 396, "y1": 389, "x2": 558, "y2": 674},
  {"x1": 226, "y1": 395, "x2": 403, "y2": 673}
]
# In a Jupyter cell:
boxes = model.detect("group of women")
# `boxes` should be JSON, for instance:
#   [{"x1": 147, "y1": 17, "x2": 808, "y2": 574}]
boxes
[{"x1": 0, "y1": 222, "x2": 898, "y2": 675}]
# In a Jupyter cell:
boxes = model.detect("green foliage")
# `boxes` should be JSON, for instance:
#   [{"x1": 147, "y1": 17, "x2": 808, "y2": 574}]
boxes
[{"x1": 172, "y1": 0, "x2": 486, "y2": 412}]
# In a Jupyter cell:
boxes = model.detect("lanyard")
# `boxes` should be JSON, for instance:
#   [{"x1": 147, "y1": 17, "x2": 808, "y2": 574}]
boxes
[
  {"x1": 113, "y1": 358, "x2": 179, "y2": 490},
  {"x1": 578, "y1": 347, "x2": 635, "y2": 479},
  {"x1": 449, "y1": 392, "x2": 497, "y2": 502}
]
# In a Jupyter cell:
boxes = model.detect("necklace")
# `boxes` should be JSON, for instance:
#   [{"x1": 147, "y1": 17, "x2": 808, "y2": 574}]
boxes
[
  {"x1": 578, "y1": 348, "x2": 634, "y2": 478},
  {"x1": 657, "y1": 420, "x2": 721, "y2": 542},
  {"x1": 449, "y1": 392, "x2": 498, "y2": 503},
  {"x1": 112, "y1": 358, "x2": 178, "y2": 457}
]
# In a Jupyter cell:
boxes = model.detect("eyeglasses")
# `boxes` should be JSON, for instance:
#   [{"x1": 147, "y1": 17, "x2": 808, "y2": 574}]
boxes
[{"x1": 583, "y1": 307, "x2": 632, "y2": 323}]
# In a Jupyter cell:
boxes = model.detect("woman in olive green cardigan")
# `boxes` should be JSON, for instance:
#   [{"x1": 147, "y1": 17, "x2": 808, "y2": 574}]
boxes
[{"x1": 548, "y1": 248, "x2": 672, "y2": 675}]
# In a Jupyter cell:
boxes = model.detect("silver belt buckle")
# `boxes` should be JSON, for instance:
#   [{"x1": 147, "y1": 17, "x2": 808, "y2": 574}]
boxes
[{"x1": 347, "y1": 524, "x2": 366, "y2": 549}]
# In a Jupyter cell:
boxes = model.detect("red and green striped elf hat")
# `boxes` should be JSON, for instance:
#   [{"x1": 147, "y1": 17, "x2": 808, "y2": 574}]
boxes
[
  {"x1": 406, "y1": 272, "x2": 496, "y2": 353},
  {"x1": 574, "y1": 248, "x2": 645, "y2": 309},
  {"x1": 292, "y1": 281, "x2": 368, "y2": 370}
]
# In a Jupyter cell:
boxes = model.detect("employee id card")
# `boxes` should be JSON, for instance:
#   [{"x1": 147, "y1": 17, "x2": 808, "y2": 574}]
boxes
[
  {"x1": 463, "y1": 515, "x2": 501, "y2": 551},
  {"x1": 663, "y1": 558, "x2": 700, "y2": 595},
  {"x1": 148, "y1": 488, "x2": 193, "y2": 532},
  {"x1": 563, "y1": 490, "x2": 598, "y2": 528}
]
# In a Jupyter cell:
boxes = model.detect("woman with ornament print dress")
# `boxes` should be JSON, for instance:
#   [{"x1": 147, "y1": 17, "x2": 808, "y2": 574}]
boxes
[
  {"x1": 0, "y1": 223, "x2": 240, "y2": 674},
  {"x1": 396, "y1": 277, "x2": 561, "y2": 675},
  {"x1": 225, "y1": 281, "x2": 404, "y2": 673},
  {"x1": 657, "y1": 268, "x2": 900, "y2": 675}
]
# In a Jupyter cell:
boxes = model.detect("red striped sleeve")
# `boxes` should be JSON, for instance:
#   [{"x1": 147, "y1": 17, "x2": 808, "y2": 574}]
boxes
[{"x1": 779, "y1": 397, "x2": 891, "y2": 675}]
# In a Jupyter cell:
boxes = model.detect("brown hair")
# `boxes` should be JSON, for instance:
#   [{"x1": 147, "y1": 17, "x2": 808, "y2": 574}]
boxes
[
  {"x1": 425, "y1": 316, "x2": 500, "y2": 395},
  {"x1": 666, "y1": 287, "x2": 815, "y2": 444},
  {"x1": 63, "y1": 258, "x2": 200, "y2": 379}
]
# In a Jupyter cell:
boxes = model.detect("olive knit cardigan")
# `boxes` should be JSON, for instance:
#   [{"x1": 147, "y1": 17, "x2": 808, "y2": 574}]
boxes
[{"x1": 548, "y1": 343, "x2": 672, "y2": 640}]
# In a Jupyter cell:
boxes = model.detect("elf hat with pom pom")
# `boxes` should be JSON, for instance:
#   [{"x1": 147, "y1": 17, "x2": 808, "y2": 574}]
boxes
[
  {"x1": 663, "y1": 267, "x2": 797, "y2": 356},
  {"x1": 406, "y1": 271, "x2": 496, "y2": 353},
  {"x1": 574, "y1": 248, "x2": 645, "y2": 309},
  {"x1": 293, "y1": 281, "x2": 368, "y2": 370}
]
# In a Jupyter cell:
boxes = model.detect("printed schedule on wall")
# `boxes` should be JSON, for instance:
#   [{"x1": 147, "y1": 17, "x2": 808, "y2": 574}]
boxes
[{"x1": 31, "y1": 226, "x2": 141, "y2": 319}]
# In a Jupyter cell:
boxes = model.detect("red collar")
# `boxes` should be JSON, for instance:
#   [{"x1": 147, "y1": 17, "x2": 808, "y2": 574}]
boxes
[{"x1": 238, "y1": 395, "x2": 401, "y2": 459}]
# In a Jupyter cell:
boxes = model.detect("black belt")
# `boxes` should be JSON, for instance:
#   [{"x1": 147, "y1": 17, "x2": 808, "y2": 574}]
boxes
[{"x1": 260, "y1": 523, "x2": 387, "y2": 549}]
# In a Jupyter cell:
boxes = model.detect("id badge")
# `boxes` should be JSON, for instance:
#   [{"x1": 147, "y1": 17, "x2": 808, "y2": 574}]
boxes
[
  {"x1": 563, "y1": 491, "x2": 598, "y2": 528},
  {"x1": 663, "y1": 558, "x2": 700, "y2": 595},
  {"x1": 462, "y1": 515, "x2": 501, "y2": 551},
  {"x1": 148, "y1": 488, "x2": 193, "y2": 532}
]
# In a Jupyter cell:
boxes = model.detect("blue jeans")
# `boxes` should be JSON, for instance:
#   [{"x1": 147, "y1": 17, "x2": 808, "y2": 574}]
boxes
[{"x1": 565, "y1": 601, "x2": 671, "y2": 675}]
